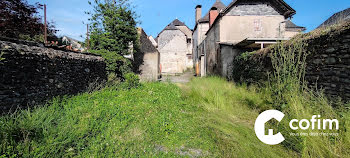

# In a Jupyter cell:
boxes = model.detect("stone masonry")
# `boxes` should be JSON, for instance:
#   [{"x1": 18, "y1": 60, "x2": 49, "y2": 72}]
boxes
[{"x1": 0, "y1": 40, "x2": 107, "y2": 113}]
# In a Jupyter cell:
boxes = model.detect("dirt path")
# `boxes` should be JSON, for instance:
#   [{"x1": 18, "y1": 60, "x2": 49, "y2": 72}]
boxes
[{"x1": 160, "y1": 70, "x2": 194, "y2": 83}]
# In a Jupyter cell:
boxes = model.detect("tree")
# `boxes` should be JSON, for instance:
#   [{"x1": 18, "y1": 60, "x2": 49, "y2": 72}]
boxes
[
  {"x1": 87, "y1": 0, "x2": 139, "y2": 78},
  {"x1": 0, "y1": 0, "x2": 57, "y2": 41}
]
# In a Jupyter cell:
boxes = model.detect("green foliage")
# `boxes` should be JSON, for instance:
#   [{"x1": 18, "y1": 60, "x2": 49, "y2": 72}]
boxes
[
  {"x1": 1, "y1": 77, "x2": 349, "y2": 157},
  {"x1": 87, "y1": 0, "x2": 139, "y2": 78},
  {"x1": 88, "y1": 0, "x2": 138, "y2": 53},
  {"x1": 229, "y1": 38, "x2": 350, "y2": 157},
  {"x1": 122, "y1": 73, "x2": 140, "y2": 89},
  {"x1": 231, "y1": 51, "x2": 270, "y2": 84},
  {"x1": 0, "y1": 52, "x2": 4, "y2": 61},
  {"x1": 0, "y1": 82, "x2": 217, "y2": 157},
  {"x1": 89, "y1": 49, "x2": 131, "y2": 77},
  {"x1": 265, "y1": 40, "x2": 349, "y2": 157},
  {"x1": 269, "y1": 40, "x2": 309, "y2": 108},
  {"x1": 182, "y1": 77, "x2": 298, "y2": 157},
  {"x1": 18, "y1": 34, "x2": 44, "y2": 43},
  {"x1": 0, "y1": 0, "x2": 58, "y2": 40}
]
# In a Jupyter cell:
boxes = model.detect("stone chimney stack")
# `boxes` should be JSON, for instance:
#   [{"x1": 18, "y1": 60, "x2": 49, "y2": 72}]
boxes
[
  {"x1": 209, "y1": 7, "x2": 218, "y2": 27},
  {"x1": 195, "y1": 5, "x2": 202, "y2": 23}
]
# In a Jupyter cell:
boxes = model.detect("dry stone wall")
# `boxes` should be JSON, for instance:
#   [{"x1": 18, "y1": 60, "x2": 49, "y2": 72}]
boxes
[
  {"x1": 0, "y1": 40, "x2": 107, "y2": 113},
  {"x1": 305, "y1": 28, "x2": 350, "y2": 100}
]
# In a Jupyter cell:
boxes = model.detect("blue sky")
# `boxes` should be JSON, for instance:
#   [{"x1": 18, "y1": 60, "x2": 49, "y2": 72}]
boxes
[{"x1": 29, "y1": 0, "x2": 350, "y2": 41}]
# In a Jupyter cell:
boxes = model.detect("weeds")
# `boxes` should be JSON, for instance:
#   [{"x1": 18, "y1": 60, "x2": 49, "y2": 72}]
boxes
[
  {"x1": 269, "y1": 39, "x2": 309, "y2": 109},
  {"x1": 266, "y1": 40, "x2": 349, "y2": 157},
  {"x1": 0, "y1": 82, "x2": 216, "y2": 157},
  {"x1": 0, "y1": 51, "x2": 5, "y2": 61}
]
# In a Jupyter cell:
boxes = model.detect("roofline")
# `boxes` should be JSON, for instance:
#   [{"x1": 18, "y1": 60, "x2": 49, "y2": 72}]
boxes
[
  {"x1": 193, "y1": 20, "x2": 210, "y2": 31},
  {"x1": 157, "y1": 19, "x2": 192, "y2": 38},
  {"x1": 222, "y1": 0, "x2": 296, "y2": 18},
  {"x1": 205, "y1": 0, "x2": 297, "y2": 35}
]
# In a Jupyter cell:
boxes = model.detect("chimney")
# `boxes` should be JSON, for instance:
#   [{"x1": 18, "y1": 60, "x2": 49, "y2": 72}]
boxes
[
  {"x1": 209, "y1": 7, "x2": 218, "y2": 27},
  {"x1": 195, "y1": 5, "x2": 202, "y2": 23}
]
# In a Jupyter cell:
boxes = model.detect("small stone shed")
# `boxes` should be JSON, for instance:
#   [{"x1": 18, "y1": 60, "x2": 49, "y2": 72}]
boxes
[{"x1": 134, "y1": 28, "x2": 161, "y2": 81}]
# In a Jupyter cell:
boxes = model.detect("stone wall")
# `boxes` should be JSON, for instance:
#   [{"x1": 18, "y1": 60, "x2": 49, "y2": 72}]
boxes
[
  {"x1": 158, "y1": 30, "x2": 189, "y2": 74},
  {"x1": 135, "y1": 28, "x2": 160, "y2": 82},
  {"x1": 0, "y1": 40, "x2": 107, "y2": 112},
  {"x1": 230, "y1": 21, "x2": 350, "y2": 101},
  {"x1": 304, "y1": 26, "x2": 350, "y2": 100}
]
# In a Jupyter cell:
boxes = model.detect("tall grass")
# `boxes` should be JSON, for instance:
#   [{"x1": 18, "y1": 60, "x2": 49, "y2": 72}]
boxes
[
  {"x1": 182, "y1": 77, "x2": 298, "y2": 157},
  {"x1": 269, "y1": 39, "x2": 308, "y2": 107},
  {"x1": 267, "y1": 40, "x2": 350, "y2": 157},
  {"x1": 0, "y1": 83, "x2": 219, "y2": 157}
]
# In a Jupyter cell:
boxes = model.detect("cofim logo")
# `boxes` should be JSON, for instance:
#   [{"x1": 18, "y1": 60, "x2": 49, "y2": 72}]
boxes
[{"x1": 254, "y1": 110, "x2": 339, "y2": 145}]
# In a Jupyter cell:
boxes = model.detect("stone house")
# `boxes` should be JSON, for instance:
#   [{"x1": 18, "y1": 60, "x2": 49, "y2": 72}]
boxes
[
  {"x1": 192, "y1": 0, "x2": 226, "y2": 75},
  {"x1": 156, "y1": 19, "x2": 193, "y2": 75},
  {"x1": 194, "y1": 0, "x2": 305, "y2": 77}
]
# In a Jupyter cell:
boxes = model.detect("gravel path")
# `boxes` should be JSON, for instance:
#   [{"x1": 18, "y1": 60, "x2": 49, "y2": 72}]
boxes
[{"x1": 160, "y1": 70, "x2": 194, "y2": 83}]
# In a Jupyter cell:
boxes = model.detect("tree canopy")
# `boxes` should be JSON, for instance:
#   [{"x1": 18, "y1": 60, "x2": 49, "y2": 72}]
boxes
[
  {"x1": 87, "y1": 0, "x2": 139, "y2": 77},
  {"x1": 0, "y1": 0, "x2": 57, "y2": 41}
]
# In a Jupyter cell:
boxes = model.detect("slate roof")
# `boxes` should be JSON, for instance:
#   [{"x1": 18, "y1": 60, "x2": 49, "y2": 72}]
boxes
[
  {"x1": 164, "y1": 23, "x2": 179, "y2": 30},
  {"x1": 318, "y1": 8, "x2": 350, "y2": 28},
  {"x1": 198, "y1": 0, "x2": 226, "y2": 23},
  {"x1": 222, "y1": 0, "x2": 296, "y2": 19},
  {"x1": 204, "y1": 0, "x2": 297, "y2": 35},
  {"x1": 137, "y1": 28, "x2": 158, "y2": 53},
  {"x1": 285, "y1": 20, "x2": 306, "y2": 31},
  {"x1": 157, "y1": 19, "x2": 191, "y2": 38},
  {"x1": 172, "y1": 19, "x2": 186, "y2": 26}
]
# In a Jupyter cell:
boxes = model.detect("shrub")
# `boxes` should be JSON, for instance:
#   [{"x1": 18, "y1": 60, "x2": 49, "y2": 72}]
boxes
[
  {"x1": 122, "y1": 73, "x2": 140, "y2": 89},
  {"x1": 89, "y1": 49, "x2": 132, "y2": 78},
  {"x1": 230, "y1": 51, "x2": 271, "y2": 84}
]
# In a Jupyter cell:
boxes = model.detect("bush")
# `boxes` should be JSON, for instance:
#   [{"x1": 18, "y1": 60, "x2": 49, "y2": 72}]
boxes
[
  {"x1": 122, "y1": 73, "x2": 140, "y2": 89},
  {"x1": 89, "y1": 49, "x2": 132, "y2": 78},
  {"x1": 230, "y1": 51, "x2": 271, "y2": 84}
]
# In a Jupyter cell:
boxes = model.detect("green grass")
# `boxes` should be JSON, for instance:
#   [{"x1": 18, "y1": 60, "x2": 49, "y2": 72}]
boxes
[
  {"x1": 1, "y1": 77, "x2": 349, "y2": 157},
  {"x1": 0, "y1": 83, "x2": 216, "y2": 157},
  {"x1": 181, "y1": 77, "x2": 298, "y2": 157}
]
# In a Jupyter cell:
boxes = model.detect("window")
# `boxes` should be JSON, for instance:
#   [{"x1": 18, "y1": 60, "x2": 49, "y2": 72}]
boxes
[{"x1": 254, "y1": 19, "x2": 262, "y2": 31}]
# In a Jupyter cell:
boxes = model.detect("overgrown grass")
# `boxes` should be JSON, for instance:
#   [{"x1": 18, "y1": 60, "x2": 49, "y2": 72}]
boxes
[
  {"x1": 181, "y1": 77, "x2": 298, "y2": 157},
  {"x1": 266, "y1": 39, "x2": 350, "y2": 157},
  {"x1": 0, "y1": 83, "x2": 218, "y2": 157},
  {"x1": 182, "y1": 76, "x2": 350, "y2": 157},
  {"x1": 1, "y1": 37, "x2": 350, "y2": 157},
  {"x1": 1, "y1": 78, "x2": 300, "y2": 158},
  {"x1": 1, "y1": 76, "x2": 348, "y2": 157}
]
